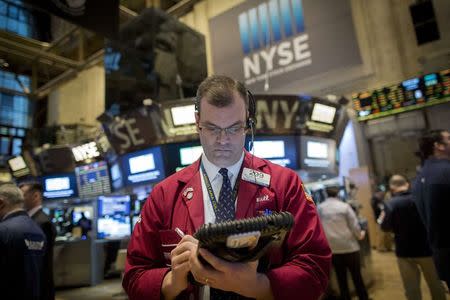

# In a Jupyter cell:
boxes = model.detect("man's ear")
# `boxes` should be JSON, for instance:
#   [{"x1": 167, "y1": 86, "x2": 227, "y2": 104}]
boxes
[
  {"x1": 0, "y1": 197, "x2": 5, "y2": 210},
  {"x1": 195, "y1": 112, "x2": 200, "y2": 131}
]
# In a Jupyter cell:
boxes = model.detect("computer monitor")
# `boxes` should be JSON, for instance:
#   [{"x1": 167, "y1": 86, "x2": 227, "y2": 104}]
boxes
[
  {"x1": 247, "y1": 136, "x2": 298, "y2": 169},
  {"x1": 75, "y1": 161, "x2": 111, "y2": 198},
  {"x1": 97, "y1": 195, "x2": 131, "y2": 239},
  {"x1": 170, "y1": 104, "x2": 196, "y2": 126},
  {"x1": 121, "y1": 147, "x2": 166, "y2": 186},
  {"x1": 72, "y1": 206, "x2": 93, "y2": 223},
  {"x1": 310, "y1": 102, "x2": 337, "y2": 124},
  {"x1": 7, "y1": 155, "x2": 30, "y2": 178},
  {"x1": 299, "y1": 136, "x2": 337, "y2": 173},
  {"x1": 42, "y1": 173, "x2": 78, "y2": 200}
]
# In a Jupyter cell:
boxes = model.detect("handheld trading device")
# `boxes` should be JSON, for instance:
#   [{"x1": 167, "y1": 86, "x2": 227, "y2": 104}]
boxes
[{"x1": 194, "y1": 212, "x2": 294, "y2": 263}]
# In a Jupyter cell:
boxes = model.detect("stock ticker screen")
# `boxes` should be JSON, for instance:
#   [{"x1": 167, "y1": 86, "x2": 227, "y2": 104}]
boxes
[
  {"x1": 352, "y1": 69, "x2": 450, "y2": 121},
  {"x1": 75, "y1": 161, "x2": 111, "y2": 198}
]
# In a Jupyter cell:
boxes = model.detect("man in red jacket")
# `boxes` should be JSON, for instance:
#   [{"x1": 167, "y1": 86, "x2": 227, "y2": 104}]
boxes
[{"x1": 123, "y1": 75, "x2": 331, "y2": 300}]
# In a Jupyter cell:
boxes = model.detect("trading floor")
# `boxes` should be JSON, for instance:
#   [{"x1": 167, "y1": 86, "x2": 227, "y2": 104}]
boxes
[{"x1": 55, "y1": 250, "x2": 450, "y2": 300}]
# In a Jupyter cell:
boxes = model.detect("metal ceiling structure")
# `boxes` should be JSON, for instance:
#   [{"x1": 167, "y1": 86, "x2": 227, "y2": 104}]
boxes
[{"x1": 0, "y1": 0, "x2": 200, "y2": 100}]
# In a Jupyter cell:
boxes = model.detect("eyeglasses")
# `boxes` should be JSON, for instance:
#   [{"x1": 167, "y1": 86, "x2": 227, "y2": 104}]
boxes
[{"x1": 198, "y1": 123, "x2": 246, "y2": 136}]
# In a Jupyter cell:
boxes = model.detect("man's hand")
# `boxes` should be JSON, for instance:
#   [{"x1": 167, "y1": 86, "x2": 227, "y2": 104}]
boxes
[
  {"x1": 189, "y1": 248, "x2": 273, "y2": 300},
  {"x1": 161, "y1": 235, "x2": 198, "y2": 300}
]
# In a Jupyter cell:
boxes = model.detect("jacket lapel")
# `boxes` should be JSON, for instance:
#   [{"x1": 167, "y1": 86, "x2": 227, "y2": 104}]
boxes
[{"x1": 179, "y1": 159, "x2": 205, "y2": 231}]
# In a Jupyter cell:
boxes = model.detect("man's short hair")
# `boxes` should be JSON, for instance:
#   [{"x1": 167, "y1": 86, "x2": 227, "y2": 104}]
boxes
[
  {"x1": 325, "y1": 186, "x2": 340, "y2": 198},
  {"x1": 417, "y1": 129, "x2": 448, "y2": 161},
  {"x1": 195, "y1": 75, "x2": 249, "y2": 114},
  {"x1": 0, "y1": 183, "x2": 24, "y2": 206},
  {"x1": 19, "y1": 182, "x2": 43, "y2": 194},
  {"x1": 389, "y1": 174, "x2": 408, "y2": 189}
]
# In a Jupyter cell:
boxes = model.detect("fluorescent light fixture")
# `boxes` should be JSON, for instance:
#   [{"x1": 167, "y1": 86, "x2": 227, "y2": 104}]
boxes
[
  {"x1": 129, "y1": 153, "x2": 155, "y2": 174},
  {"x1": 180, "y1": 146, "x2": 203, "y2": 166},
  {"x1": 171, "y1": 105, "x2": 196, "y2": 126},
  {"x1": 253, "y1": 141, "x2": 285, "y2": 158},
  {"x1": 307, "y1": 141, "x2": 328, "y2": 159},
  {"x1": 311, "y1": 103, "x2": 336, "y2": 124}
]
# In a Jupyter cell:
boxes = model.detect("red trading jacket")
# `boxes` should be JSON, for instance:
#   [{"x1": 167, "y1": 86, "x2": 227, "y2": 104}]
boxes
[{"x1": 123, "y1": 151, "x2": 331, "y2": 300}]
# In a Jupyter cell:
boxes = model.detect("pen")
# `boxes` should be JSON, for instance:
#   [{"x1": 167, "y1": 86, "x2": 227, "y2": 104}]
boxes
[{"x1": 175, "y1": 227, "x2": 185, "y2": 238}]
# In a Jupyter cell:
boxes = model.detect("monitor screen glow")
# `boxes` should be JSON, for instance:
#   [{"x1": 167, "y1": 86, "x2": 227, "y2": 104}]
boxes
[
  {"x1": 42, "y1": 174, "x2": 77, "y2": 199},
  {"x1": 75, "y1": 161, "x2": 111, "y2": 198},
  {"x1": 253, "y1": 141, "x2": 285, "y2": 158},
  {"x1": 46, "y1": 177, "x2": 70, "y2": 191},
  {"x1": 311, "y1": 103, "x2": 336, "y2": 124},
  {"x1": 179, "y1": 146, "x2": 203, "y2": 166},
  {"x1": 121, "y1": 147, "x2": 165, "y2": 186},
  {"x1": 307, "y1": 141, "x2": 328, "y2": 159},
  {"x1": 129, "y1": 153, "x2": 155, "y2": 174},
  {"x1": 8, "y1": 156, "x2": 27, "y2": 171},
  {"x1": 171, "y1": 105, "x2": 196, "y2": 126},
  {"x1": 97, "y1": 195, "x2": 131, "y2": 239}
]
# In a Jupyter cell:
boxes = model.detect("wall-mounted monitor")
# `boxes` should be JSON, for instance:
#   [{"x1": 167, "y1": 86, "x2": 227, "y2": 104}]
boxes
[
  {"x1": 7, "y1": 155, "x2": 30, "y2": 178},
  {"x1": 97, "y1": 195, "x2": 131, "y2": 239},
  {"x1": 75, "y1": 161, "x2": 111, "y2": 198},
  {"x1": 299, "y1": 136, "x2": 337, "y2": 173},
  {"x1": 164, "y1": 141, "x2": 202, "y2": 175},
  {"x1": 121, "y1": 147, "x2": 166, "y2": 186},
  {"x1": 170, "y1": 104, "x2": 196, "y2": 126},
  {"x1": 247, "y1": 136, "x2": 298, "y2": 169},
  {"x1": 310, "y1": 103, "x2": 337, "y2": 124},
  {"x1": 42, "y1": 173, "x2": 78, "y2": 200}
]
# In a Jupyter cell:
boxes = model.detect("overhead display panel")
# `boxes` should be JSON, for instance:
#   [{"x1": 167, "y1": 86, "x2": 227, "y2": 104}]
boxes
[
  {"x1": 75, "y1": 161, "x2": 111, "y2": 198},
  {"x1": 353, "y1": 69, "x2": 450, "y2": 121}
]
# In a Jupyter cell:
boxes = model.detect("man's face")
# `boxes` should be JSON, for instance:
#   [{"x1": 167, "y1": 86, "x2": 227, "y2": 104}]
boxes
[
  {"x1": 437, "y1": 131, "x2": 450, "y2": 159},
  {"x1": 196, "y1": 92, "x2": 247, "y2": 168},
  {"x1": 20, "y1": 185, "x2": 35, "y2": 211}
]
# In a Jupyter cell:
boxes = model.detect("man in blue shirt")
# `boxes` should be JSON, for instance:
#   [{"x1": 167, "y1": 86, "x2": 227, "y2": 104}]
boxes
[
  {"x1": 413, "y1": 129, "x2": 450, "y2": 288},
  {"x1": 0, "y1": 183, "x2": 46, "y2": 300},
  {"x1": 380, "y1": 174, "x2": 445, "y2": 299}
]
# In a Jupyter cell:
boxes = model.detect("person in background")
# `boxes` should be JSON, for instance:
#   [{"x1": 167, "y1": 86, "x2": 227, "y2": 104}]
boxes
[
  {"x1": 379, "y1": 174, "x2": 446, "y2": 300},
  {"x1": 77, "y1": 212, "x2": 92, "y2": 237},
  {"x1": 20, "y1": 182, "x2": 57, "y2": 300},
  {"x1": 318, "y1": 186, "x2": 369, "y2": 300},
  {"x1": 0, "y1": 183, "x2": 46, "y2": 300},
  {"x1": 123, "y1": 75, "x2": 331, "y2": 300},
  {"x1": 413, "y1": 129, "x2": 450, "y2": 289}
]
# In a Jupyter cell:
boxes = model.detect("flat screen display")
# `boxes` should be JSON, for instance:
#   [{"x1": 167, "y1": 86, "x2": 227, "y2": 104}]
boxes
[
  {"x1": 353, "y1": 69, "x2": 450, "y2": 121},
  {"x1": 248, "y1": 136, "x2": 298, "y2": 169},
  {"x1": 180, "y1": 145, "x2": 203, "y2": 166},
  {"x1": 307, "y1": 141, "x2": 328, "y2": 159},
  {"x1": 121, "y1": 147, "x2": 165, "y2": 186},
  {"x1": 171, "y1": 104, "x2": 196, "y2": 126},
  {"x1": 97, "y1": 195, "x2": 131, "y2": 239},
  {"x1": 311, "y1": 103, "x2": 337, "y2": 124},
  {"x1": 75, "y1": 161, "x2": 111, "y2": 198},
  {"x1": 42, "y1": 173, "x2": 78, "y2": 199},
  {"x1": 299, "y1": 136, "x2": 336, "y2": 172},
  {"x1": 7, "y1": 155, "x2": 30, "y2": 177},
  {"x1": 72, "y1": 206, "x2": 93, "y2": 223}
]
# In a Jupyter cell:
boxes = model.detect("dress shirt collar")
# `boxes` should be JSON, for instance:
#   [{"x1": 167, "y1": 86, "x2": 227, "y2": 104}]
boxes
[{"x1": 201, "y1": 151, "x2": 245, "y2": 182}]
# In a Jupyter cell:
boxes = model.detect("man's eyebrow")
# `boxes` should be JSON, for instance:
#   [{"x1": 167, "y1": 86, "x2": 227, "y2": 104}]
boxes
[{"x1": 201, "y1": 121, "x2": 243, "y2": 127}]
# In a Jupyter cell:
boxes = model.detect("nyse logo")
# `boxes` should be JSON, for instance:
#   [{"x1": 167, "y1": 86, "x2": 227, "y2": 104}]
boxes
[{"x1": 238, "y1": 0, "x2": 311, "y2": 84}]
